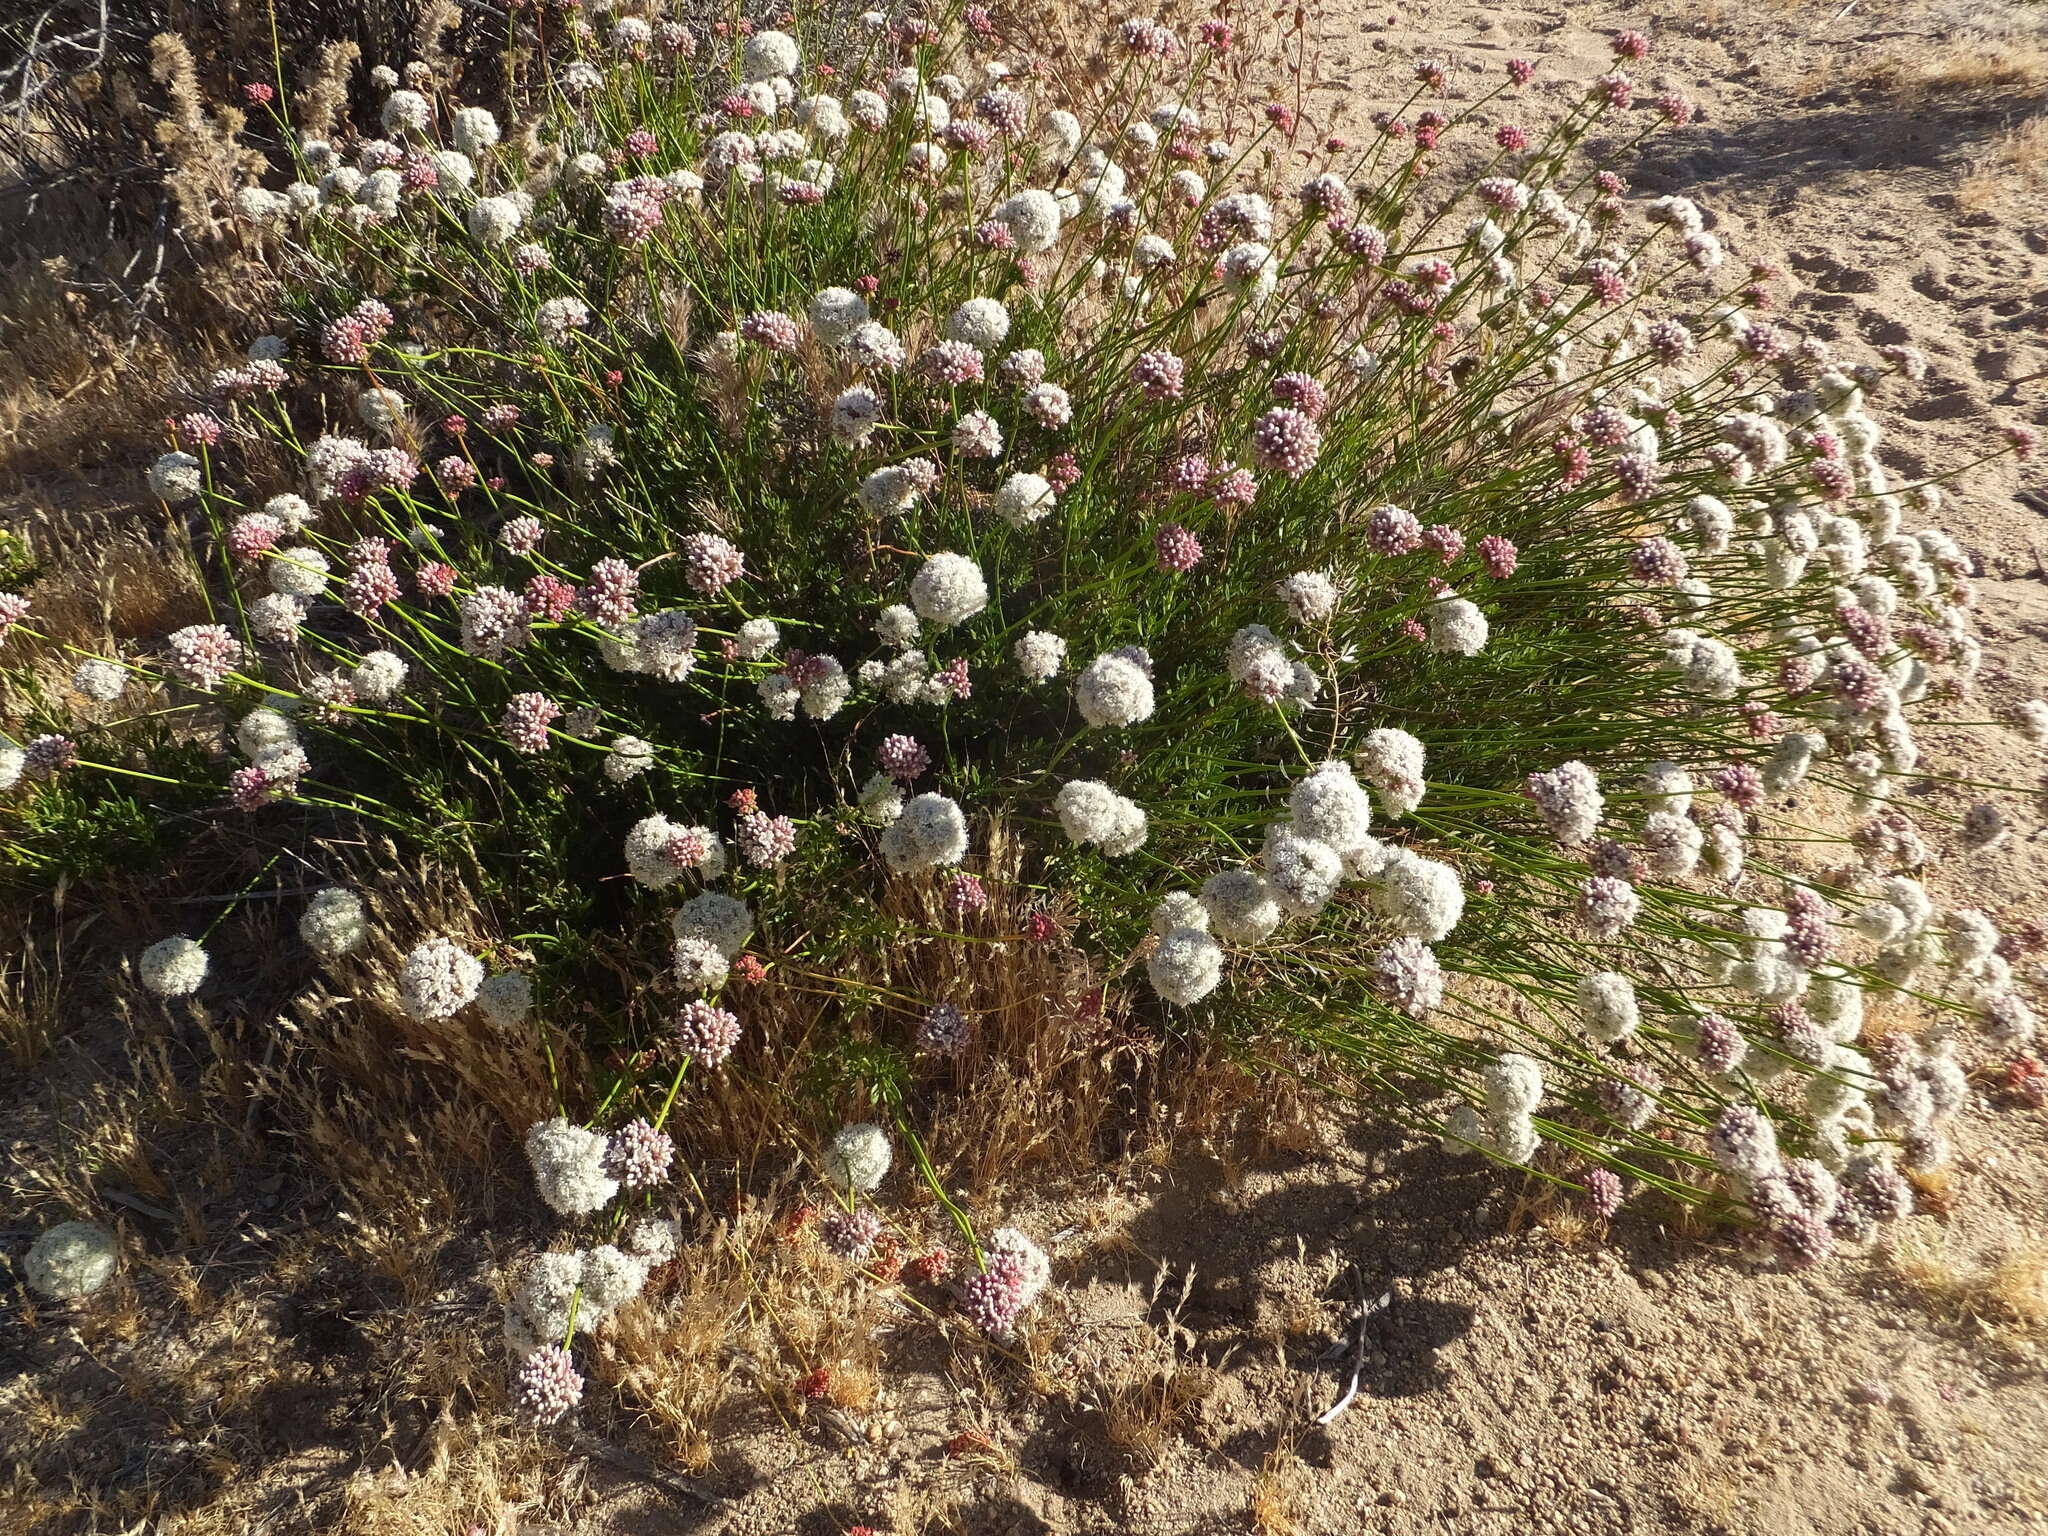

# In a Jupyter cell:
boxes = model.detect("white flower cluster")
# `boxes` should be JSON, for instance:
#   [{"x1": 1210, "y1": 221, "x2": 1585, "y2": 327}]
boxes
[
  {"x1": 1053, "y1": 780, "x2": 1147, "y2": 855},
  {"x1": 908, "y1": 552, "x2": 988, "y2": 628},
  {"x1": 880, "y1": 792, "x2": 969, "y2": 873},
  {"x1": 1356, "y1": 728, "x2": 1426, "y2": 817},
  {"x1": 400, "y1": 936, "x2": 484, "y2": 1021},
  {"x1": 23, "y1": 1221, "x2": 120, "y2": 1299},
  {"x1": 524, "y1": 1117, "x2": 619, "y2": 1217},
  {"x1": 138, "y1": 935, "x2": 208, "y2": 998},
  {"x1": 624, "y1": 814, "x2": 725, "y2": 888},
  {"x1": 300, "y1": 887, "x2": 370, "y2": 957},
  {"x1": 1074, "y1": 651, "x2": 1155, "y2": 728},
  {"x1": 823, "y1": 1121, "x2": 892, "y2": 1190}
]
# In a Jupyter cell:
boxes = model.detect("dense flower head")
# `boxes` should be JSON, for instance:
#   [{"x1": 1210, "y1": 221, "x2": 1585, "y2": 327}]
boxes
[
  {"x1": 819, "y1": 1207, "x2": 884, "y2": 1262},
  {"x1": 1074, "y1": 652, "x2": 1155, "y2": 728},
  {"x1": 1249, "y1": 406, "x2": 1320, "y2": 478},
  {"x1": 1053, "y1": 779, "x2": 1148, "y2": 856},
  {"x1": 735, "y1": 811, "x2": 798, "y2": 867},
  {"x1": 167, "y1": 624, "x2": 242, "y2": 690},
  {"x1": 823, "y1": 1122, "x2": 892, "y2": 1191},
  {"x1": 1577, "y1": 875, "x2": 1642, "y2": 938},
  {"x1": 740, "y1": 310, "x2": 801, "y2": 350},
  {"x1": 918, "y1": 1001, "x2": 973, "y2": 1056},
  {"x1": 138, "y1": 935, "x2": 209, "y2": 997},
  {"x1": 1130, "y1": 350, "x2": 1185, "y2": 401},
  {"x1": 680, "y1": 532, "x2": 745, "y2": 594},
  {"x1": 513, "y1": 1345, "x2": 584, "y2": 1423},
  {"x1": 880, "y1": 792, "x2": 969, "y2": 872},
  {"x1": 1154, "y1": 523, "x2": 1202, "y2": 573},
  {"x1": 878, "y1": 733, "x2": 930, "y2": 782},
  {"x1": 1527, "y1": 760, "x2": 1603, "y2": 845},
  {"x1": 675, "y1": 1000, "x2": 742, "y2": 1068},
  {"x1": 500, "y1": 692, "x2": 562, "y2": 753},
  {"x1": 401, "y1": 936, "x2": 485, "y2": 1022},
  {"x1": 605, "y1": 1118, "x2": 674, "y2": 1190},
  {"x1": 908, "y1": 552, "x2": 987, "y2": 627}
]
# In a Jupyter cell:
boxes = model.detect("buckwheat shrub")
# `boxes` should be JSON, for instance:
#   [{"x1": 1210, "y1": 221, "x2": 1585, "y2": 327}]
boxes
[{"x1": 16, "y1": 11, "x2": 2027, "y2": 1315}]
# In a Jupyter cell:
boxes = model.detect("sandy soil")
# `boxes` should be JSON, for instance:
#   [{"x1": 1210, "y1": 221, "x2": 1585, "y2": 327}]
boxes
[{"x1": 6, "y1": 3, "x2": 2046, "y2": 1533}]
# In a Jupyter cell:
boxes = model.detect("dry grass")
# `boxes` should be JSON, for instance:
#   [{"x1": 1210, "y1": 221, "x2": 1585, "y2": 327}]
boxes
[
  {"x1": 1958, "y1": 113, "x2": 2048, "y2": 210},
  {"x1": 0, "y1": 871, "x2": 537, "y2": 1532},
  {"x1": 1891, "y1": 1231, "x2": 2048, "y2": 1331},
  {"x1": 0, "y1": 795, "x2": 1322, "y2": 1531},
  {"x1": 1857, "y1": 26, "x2": 2048, "y2": 102},
  {"x1": 1250, "y1": 1445, "x2": 1307, "y2": 1536}
]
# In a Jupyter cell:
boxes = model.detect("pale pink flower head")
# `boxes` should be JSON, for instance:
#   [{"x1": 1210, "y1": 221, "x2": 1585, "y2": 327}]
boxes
[
  {"x1": 739, "y1": 310, "x2": 800, "y2": 350},
  {"x1": 167, "y1": 623, "x2": 242, "y2": 690},
  {"x1": 1130, "y1": 350, "x2": 1185, "y2": 402},
  {"x1": 499, "y1": 515, "x2": 544, "y2": 555},
  {"x1": 681, "y1": 532, "x2": 745, "y2": 594},
  {"x1": 736, "y1": 810, "x2": 798, "y2": 867},
  {"x1": 675, "y1": 1000, "x2": 742, "y2": 1068},
  {"x1": 1366, "y1": 504, "x2": 1423, "y2": 556},
  {"x1": 1154, "y1": 523, "x2": 1202, "y2": 573},
  {"x1": 879, "y1": 733, "x2": 929, "y2": 782},
  {"x1": 1249, "y1": 406, "x2": 1320, "y2": 479},
  {"x1": 500, "y1": 692, "x2": 563, "y2": 752},
  {"x1": 228, "y1": 512, "x2": 283, "y2": 561},
  {"x1": 1270, "y1": 372, "x2": 1328, "y2": 419}
]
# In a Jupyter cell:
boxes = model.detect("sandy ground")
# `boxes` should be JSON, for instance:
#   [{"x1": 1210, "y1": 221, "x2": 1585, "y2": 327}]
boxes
[{"x1": 6, "y1": 3, "x2": 2047, "y2": 1533}]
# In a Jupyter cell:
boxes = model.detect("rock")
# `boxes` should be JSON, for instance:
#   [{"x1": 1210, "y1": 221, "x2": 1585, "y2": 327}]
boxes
[{"x1": 23, "y1": 1221, "x2": 120, "y2": 1299}]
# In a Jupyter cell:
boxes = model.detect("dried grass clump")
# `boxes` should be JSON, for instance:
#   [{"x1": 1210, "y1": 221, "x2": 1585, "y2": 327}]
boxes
[
  {"x1": 1892, "y1": 1231, "x2": 2048, "y2": 1330},
  {"x1": 1957, "y1": 114, "x2": 2048, "y2": 209}
]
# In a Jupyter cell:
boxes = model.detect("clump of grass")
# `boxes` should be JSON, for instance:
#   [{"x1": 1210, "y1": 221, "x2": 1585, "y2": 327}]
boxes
[
  {"x1": 1894, "y1": 1231, "x2": 2048, "y2": 1330},
  {"x1": 2, "y1": 5, "x2": 2041, "y2": 1441}
]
